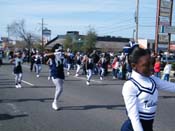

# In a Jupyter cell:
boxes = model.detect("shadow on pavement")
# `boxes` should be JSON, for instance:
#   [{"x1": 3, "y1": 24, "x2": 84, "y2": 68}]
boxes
[
  {"x1": 60, "y1": 104, "x2": 125, "y2": 111},
  {"x1": 0, "y1": 98, "x2": 54, "y2": 103},
  {"x1": 0, "y1": 114, "x2": 28, "y2": 121},
  {"x1": 159, "y1": 95, "x2": 175, "y2": 99}
]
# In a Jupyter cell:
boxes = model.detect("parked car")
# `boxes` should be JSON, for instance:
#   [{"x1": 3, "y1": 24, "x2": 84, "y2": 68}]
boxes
[
  {"x1": 0, "y1": 50, "x2": 3, "y2": 65},
  {"x1": 160, "y1": 55, "x2": 175, "y2": 70}
]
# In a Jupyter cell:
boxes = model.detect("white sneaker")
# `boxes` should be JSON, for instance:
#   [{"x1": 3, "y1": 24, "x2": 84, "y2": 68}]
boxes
[
  {"x1": 18, "y1": 84, "x2": 22, "y2": 88},
  {"x1": 67, "y1": 72, "x2": 70, "y2": 76},
  {"x1": 52, "y1": 102, "x2": 58, "y2": 110},
  {"x1": 75, "y1": 74, "x2": 79, "y2": 77},
  {"x1": 48, "y1": 76, "x2": 51, "y2": 80},
  {"x1": 86, "y1": 81, "x2": 90, "y2": 86},
  {"x1": 15, "y1": 84, "x2": 19, "y2": 88},
  {"x1": 100, "y1": 77, "x2": 103, "y2": 80},
  {"x1": 37, "y1": 75, "x2": 40, "y2": 78}
]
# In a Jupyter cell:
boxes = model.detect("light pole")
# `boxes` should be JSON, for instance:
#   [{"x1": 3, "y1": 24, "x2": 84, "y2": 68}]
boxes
[
  {"x1": 133, "y1": 29, "x2": 136, "y2": 41},
  {"x1": 135, "y1": 0, "x2": 139, "y2": 43}
]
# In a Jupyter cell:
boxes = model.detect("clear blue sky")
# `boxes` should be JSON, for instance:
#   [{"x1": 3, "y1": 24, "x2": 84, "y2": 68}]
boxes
[{"x1": 1, "y1": 0, "x2": 174, "y2": 40}]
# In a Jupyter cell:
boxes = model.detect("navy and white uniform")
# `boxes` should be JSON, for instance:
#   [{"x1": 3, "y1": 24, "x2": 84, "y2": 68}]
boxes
[
  {"x1": 122, "y1": 70, "x2": 175, "y2": 131},
  {"x1": 13, "y1": 57, "x2": 23, "y2": 88},
  {"x1": 51, "y1": 51, "x2": 65, "y2": 109}
]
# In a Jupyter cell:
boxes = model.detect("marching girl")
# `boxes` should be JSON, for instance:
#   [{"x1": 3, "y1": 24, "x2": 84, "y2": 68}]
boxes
[
  {"x1": 44, "y1": 46, "x2": 65, "y2": 110},
  {"x1": 121, "y1": 45, "x2": 175, "y2": 131},
  {"x1": 10, "y1": 51, "x2": 23, "y2": 88},
  {"x1": 98, "y1": 53, "x2": 107, "y2": 80},
  {"x1": 82, "y1": 55, "x2": 93, "y2": 86},
  {"x1": 32, "y1": 51, "x2": 42, "y2": 78},
  {"x1": 74, "y1": 52, "x2": 82, "y2": 77}
]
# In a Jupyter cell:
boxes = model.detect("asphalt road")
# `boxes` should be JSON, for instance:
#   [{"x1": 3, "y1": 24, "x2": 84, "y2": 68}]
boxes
[{"x1": 0, "y1": 61, "x2": 175, "y2": 131}]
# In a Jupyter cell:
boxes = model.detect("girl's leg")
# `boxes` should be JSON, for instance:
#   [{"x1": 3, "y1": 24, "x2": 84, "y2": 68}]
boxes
[
  {"x1": 100, "y1": 67, "x2": 105, "y2": 80},
  {"x1": 35, "y1": 64, "x2": 39, "y2": 77},
  {"x1": 76, "y1": 64, "x2": 81, "y2": 76},
  {"x1": 121, "y1": 119, "x2": 134, "y2": 131},
  {"x1": 67, "y1": 64, "x2": 71, "y2": 75},
  {"x1": 18, "y1": 73, "x2": 23, "y2": 88},
  {"x1": 15, "y1": 74, "x2": 19, "y2": 88},
  {"x1": 86, "y1": 69, "x2": 92, "y2": 85},
  {"x1": 52, "y1": 78, "x2": 64, "y2": 110}
]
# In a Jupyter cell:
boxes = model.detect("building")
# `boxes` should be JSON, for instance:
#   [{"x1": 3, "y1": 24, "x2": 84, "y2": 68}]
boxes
[{"x1": 45, "y1": 31, "x2": 131, "y2": 52}]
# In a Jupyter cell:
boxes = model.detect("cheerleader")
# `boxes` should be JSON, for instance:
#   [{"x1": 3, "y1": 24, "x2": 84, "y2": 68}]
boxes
[
  {"x1": 32, "y1": 51, "x2": 42, "y2": 78},
  {"x1": 45, "y1": 46, "x2": 65, "y2": 110},
  {"x1": 74, "y1": 52, "x2": 82, "y2": 77},
  {"x1": 82, "y1": 55, "x2": 93, "y2": 86},
  {"x1": 10, "y1": 51, "x2": 23, "y2": 88},
  {"x1": 121, "y1": 46, "x2": 175, "y2": 131},
  {"x1": 98, "y1": 53, "x2": 107, "y2": 80}
]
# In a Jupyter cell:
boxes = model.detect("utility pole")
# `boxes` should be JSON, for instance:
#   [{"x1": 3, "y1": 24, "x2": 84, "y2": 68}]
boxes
[
  {"x1": 135, "y1": 0, "x2": 139, "y2": 43},
  {"x1": 7, "y1": 25, "x2": 10, "y2": 45},
  {"x1": 41, "y1": 18, "x2": 44, "y2": 54},
  {"x1": 155, "y1": 0, "x2": 160, "y2": 54}
]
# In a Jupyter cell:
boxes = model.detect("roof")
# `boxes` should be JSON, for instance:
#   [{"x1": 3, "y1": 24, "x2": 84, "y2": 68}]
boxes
[
  {"x1": 95, "y1": 41, "x2": 128, "y2": 51},
  {"x1": 45, "y1": 36, "x2": 65, "y2": 49}
]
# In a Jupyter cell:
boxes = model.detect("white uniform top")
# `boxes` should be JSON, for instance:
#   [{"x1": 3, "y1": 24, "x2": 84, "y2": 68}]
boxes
[
  {"x1": 163, "y1": 64, "x2": 172, "y2": 74},
  {"x1": 122, "y1": 70, "x2": 175, "y2": 131},
  {"x1": 14, "y1": 58, "x2": 23, "y2": 67}
]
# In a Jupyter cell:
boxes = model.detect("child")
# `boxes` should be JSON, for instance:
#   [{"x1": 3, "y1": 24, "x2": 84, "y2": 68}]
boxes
[
  {"x1": 163, "y1": 62, "x2": 172, "y2": 81},
  {"x1": 121, "y1": 46, "x2": 175, "y2": 131},
  {"x1": 45, "y1": 46, "x2": 65, "y2": 110},
  {"x1": 10, "y1": 51, "x2": 23, "y2": 88}
]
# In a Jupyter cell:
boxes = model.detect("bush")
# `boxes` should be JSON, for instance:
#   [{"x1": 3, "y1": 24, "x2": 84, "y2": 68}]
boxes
[{"x1": 171, "y1": 62, "x2": 175, "y2": 71}]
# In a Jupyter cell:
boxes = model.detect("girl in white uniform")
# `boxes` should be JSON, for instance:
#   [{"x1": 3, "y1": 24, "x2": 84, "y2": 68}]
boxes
[{"x1": 121, "y1": 46, "x2": 175, "y2": 131}]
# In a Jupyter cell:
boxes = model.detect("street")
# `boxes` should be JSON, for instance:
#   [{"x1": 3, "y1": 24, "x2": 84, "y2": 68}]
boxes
[{"x1": 0, "y1": 62, "x2": 175, "y2": 131}]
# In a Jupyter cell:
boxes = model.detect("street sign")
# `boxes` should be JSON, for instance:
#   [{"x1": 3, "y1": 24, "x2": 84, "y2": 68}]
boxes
[
  {"x1": 164, "y1": 26, "x2": 175, "y2": 34},
  {"x1": 159, "y1": 34, "x2": 169, "y2": 42},
  {"x1": 159, "y1": 16, "x2": 170, "y2": 25},
  {"x1": 161, "y1": 0, "x2": 171, "y2": 8}
]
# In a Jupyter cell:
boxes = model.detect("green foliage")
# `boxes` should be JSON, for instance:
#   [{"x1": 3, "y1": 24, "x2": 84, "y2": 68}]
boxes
[
  {"x1": 63, "y1": 35, "x2": 73, "y2": 49},
  {"x1": 172, "y1": 62, "x2": 175, "y2": 71},
  {"x1": 83, "y1": 28, "x2": 97, "y2": 53}
]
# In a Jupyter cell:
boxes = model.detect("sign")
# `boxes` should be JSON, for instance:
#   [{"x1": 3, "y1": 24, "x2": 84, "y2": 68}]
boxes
[
  {"x1": 164, "y1": 26, "x2": 175, "y2": 33},
  {"x1": 159, "y1": 34, "x2": 169, "y2": 42},
  {"x1": 43, "y1": 28, "x2": 51, "y2": 36},
  {"x1": 160, "y1": 11, "x2": 171, "y2": 17},
  {"x1": 161, "y1": 0, "x2": 171, "y2": 8},
  {"x1": 159, "y1": 16, "x2": 170, "y2": 25},
  {"x1": 160, "y1": 7, "x2": 171, "y2": 14}
]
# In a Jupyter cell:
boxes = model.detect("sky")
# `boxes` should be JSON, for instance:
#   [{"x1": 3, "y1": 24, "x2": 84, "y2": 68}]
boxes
[{"x1": 0, "y1": 0, "x2": 174, "y2": 40}]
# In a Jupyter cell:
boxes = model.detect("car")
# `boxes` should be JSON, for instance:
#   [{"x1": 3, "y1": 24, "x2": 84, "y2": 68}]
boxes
[
  {"x1": 0, "y1": 50, "x2": 3, "y2": 65},
  {"x1": 161, "y1": 55, "x2": 175, "y2": 63},
  {"x1": 160, "y1": 55, "x2": 175, "y2": 70}
]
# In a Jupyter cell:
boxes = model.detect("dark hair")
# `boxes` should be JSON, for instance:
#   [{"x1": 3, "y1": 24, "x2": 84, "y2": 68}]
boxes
[
  {"x1": 51, "y1": 43, "x2": 62, "y2": 52},
  {"x1": 128, "y1": 46, "x2": 150, "y2": 65}
]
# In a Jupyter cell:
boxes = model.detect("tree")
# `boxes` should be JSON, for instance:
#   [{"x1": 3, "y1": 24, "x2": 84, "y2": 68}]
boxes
[
  {"x1": 8, "y1": 19, "x2": 40, "y2": 61},
  {"x1": 83, "y1": 28, "x2": 97, "y2": 53},
  {"x1": 63, "y1": 35, "x2": 73, "y2": 50}
]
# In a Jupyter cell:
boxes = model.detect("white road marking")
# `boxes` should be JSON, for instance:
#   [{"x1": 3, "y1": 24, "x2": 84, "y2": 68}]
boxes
[
  {"x1": 22, "y1": 80, "x2": 34, "y2": 86},
  {"x1": 72, "y1": 76, "x2": 102, "y2": 83}
]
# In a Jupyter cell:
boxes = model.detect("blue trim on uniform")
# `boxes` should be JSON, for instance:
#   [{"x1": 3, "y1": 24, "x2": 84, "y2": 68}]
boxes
[
  {"x1": 129, "y1": 78, "x2": 157, "y2": 95},
  {"x1": 139, "y1": 111, "x2": 155, "y2": 115}
]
